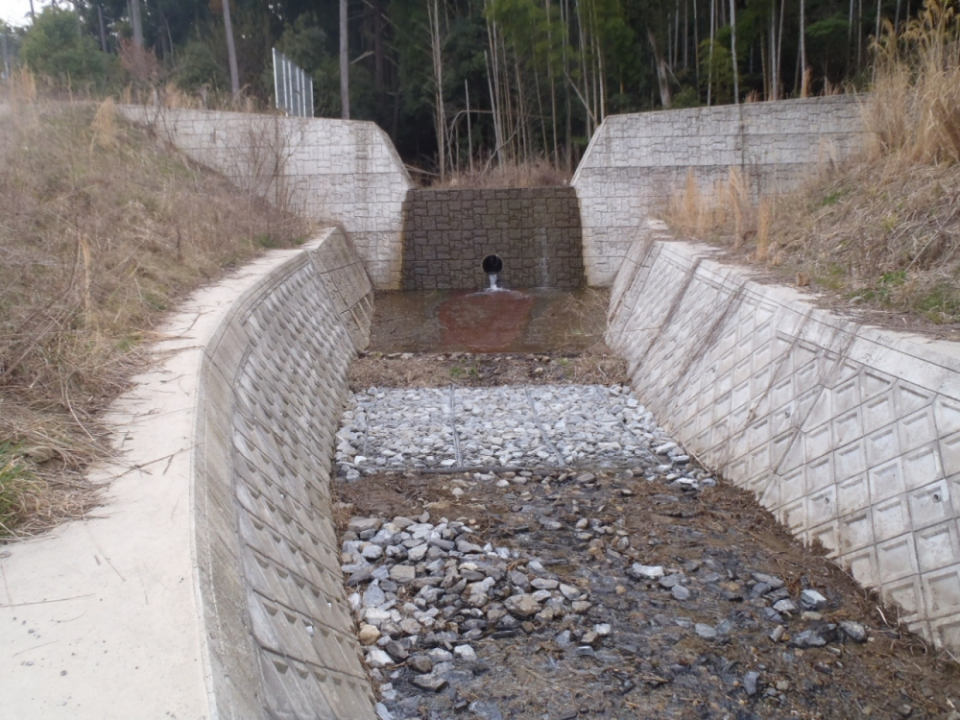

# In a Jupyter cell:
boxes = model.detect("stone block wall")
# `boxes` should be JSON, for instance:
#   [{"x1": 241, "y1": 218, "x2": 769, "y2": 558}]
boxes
[
  {"x1": 118, "y1": 106, "x2": 414, "y2": 289},
  {"x1": 401, "y1": 187, "x2": 585, "y2": 290},
  {"x1": 573, "y1": 96, "x2": 868, "y2": 285},
  {"x1": 608, "y1": 223, "x2": 960, "y2": 652},
  {"x1": 197, "y1": 227, "x2": 376, "y2": 718}
]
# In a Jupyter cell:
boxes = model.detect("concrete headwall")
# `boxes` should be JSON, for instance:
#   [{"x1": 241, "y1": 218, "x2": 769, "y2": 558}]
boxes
[
  {"x1": 0, "y1": 228, "x2": 376, "y2": 719},
  {"x1": 608, "y1": 223, "x2": 960, "y2": 652},
  {"x1": 401, "y1": 187, "x2": 584, "y2": 290},
  {"x1": 573, "y1": 96, "x2": 867, "y2": 285},
  {"x1": 119, "y1": 106, "x2": 414, "y2": 289}
]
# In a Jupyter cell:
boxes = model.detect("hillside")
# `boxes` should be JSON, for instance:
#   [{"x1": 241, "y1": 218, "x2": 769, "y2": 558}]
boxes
[
  {"x1": 0, "y1": 98, "x2": 311, "y2": 537},
  {"x1": 667, "y1": 6, "x2": 960, "y2": 334}
]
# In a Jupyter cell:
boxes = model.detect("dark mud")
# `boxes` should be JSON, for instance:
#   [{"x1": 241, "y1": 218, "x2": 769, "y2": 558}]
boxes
[{"x1": 337, "y1": 468, "x2": 960, "y2": 720}]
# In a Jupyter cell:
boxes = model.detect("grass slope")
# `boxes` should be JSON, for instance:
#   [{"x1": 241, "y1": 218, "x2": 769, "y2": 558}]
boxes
[{"x1": 0, "y1": 98, "x2": 310, "y2": 537}]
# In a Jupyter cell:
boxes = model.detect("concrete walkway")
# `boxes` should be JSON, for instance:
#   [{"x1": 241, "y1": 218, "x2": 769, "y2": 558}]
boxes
[{"x1": 0, "y1": 248, "x2": 312, "y2": 719}]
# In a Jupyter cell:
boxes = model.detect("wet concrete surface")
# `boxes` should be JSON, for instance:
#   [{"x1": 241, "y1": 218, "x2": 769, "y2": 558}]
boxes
[{"x1": 368, "y1": 289, "x2": 609, "y2": 354}]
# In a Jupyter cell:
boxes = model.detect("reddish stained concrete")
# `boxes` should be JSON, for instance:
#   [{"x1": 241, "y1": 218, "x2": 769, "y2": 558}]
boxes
[{"x1": 437, "y1": 290, "x2": 537, "y2": 353}]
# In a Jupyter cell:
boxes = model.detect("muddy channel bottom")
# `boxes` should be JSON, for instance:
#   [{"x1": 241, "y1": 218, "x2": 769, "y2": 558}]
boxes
[{"x1": 337, "y1": 464, "x2": 960, "y2": 720}]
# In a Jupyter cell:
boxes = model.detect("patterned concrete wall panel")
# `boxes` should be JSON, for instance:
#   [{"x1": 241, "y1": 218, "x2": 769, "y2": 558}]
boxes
[
  {"x1": 608, "y1": 230, "x2": 960, "y2": 654},
  {"x1": 196, "y1": 228, "x2": 377, "y2": 718},
  {"x1": 573, "y1": 96, "x2": 868, "y2": 285},
  {"x1": 118, "y1": 106, "x2": 413, "y2": 289},
  {"x1": 401, "y1": 187, "x2": 586, "y2": 290}
]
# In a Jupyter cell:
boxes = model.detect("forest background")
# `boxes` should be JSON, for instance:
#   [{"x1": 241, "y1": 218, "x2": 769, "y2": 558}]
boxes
[{"x1": 0, "y1": 0, "x2": 906, "y2": 176}]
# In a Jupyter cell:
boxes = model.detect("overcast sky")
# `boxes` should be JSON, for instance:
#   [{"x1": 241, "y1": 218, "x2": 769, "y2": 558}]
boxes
[{"x1": 1, "y1": 0, "x2": 50, "y2": 28}]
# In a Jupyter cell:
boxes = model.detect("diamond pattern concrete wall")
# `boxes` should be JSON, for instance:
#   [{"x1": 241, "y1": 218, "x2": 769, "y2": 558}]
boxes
[
  {"x1": 573, "y1": 96, "x2": 867, "y2": 286},
  {"x1": 196, "y1": 227, "x2": 376, "y2": 718},
  {"x1": 608, "y1": 223, "x2": 960, "y2": 652},
  {"x1": 118, "y1": 106, "x2": 413, "y2": 290}
]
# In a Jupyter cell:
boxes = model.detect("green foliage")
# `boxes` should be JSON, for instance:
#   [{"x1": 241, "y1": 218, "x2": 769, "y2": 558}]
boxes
[
  {"x1": 0, "y1": 444, "x2": 34, "y2": 536},
  {"x1": 20, "y1": 6, "x2": 120, "y2": 87},
  {"x1": 176, "y1": 38, "x2": 227, "y2": 92}
]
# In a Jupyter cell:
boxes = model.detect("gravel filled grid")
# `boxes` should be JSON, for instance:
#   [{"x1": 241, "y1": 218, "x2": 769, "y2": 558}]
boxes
[{"x1": 336, "y1": 385, "x2": 685, "y2": 479}]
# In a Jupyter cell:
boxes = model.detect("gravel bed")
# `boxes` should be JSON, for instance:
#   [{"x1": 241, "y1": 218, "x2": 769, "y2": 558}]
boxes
[{"x1": 336, "y1": 385, "x2": 687, "y2": 480}]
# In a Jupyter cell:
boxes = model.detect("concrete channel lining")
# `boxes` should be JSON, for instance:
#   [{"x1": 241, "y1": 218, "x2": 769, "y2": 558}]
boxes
[
  {"x1": 0, "y1": 227, "x2": 377, "y2": 719},
  {"x1": 608, "y1": 220, "x2": 960, "y2": 653}
]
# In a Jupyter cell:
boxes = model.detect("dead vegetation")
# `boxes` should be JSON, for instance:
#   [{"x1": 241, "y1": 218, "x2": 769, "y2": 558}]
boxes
[
  {"x1": 0, "y1": 90, "x2": 310, "y2": 538},
  {"x1": 428, "y1": 158, "x2": 572, "y2": 189},
  {"x1": 665, "y1": 0, "x2": 960, "y2": 328}
]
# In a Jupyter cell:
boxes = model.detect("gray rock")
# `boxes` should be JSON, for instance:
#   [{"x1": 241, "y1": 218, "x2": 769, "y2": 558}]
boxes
[
  {"x1": 407, "y1": 654, "x2": 433, "y2": 673},
  {"x1": 349, "y1": 517, "x2": 382, "y2": 535},
  {"x1": 410, "y1": 674, "x2": 448, "y2": 692},
  {"x1": 366, "y1": 649, "x2": 394, "y2": 668},
  {"x1": 389, "y1": 565, "x2": 416, "y2": 584},
  {"x1": 659, "y1": 573, "x2": 684, "y2": 589},
  {"x1": 743, "y1": 671, "x2": 761, "y2": 696},
  {"x1": 789, "y1": 629, "x2": 828, "y2": 648},
  {"x1": 627, "y1": 564, "x2": 665, "y2": 580},
  {"x1": 504, "y1": 593, "x2": 542, "y2": 618},
  {"x1": 773, "y1": 599, "x2": 797, "y2": 614},
  {"x1": 695, "y1": 623, "x2": 717, "y2": 640},
  {"x1": 839, "y1": 620, "x2": 868, "y2": 643},
  {"x1": 800, "y1": 589, "x2": 827, "y2": 610},
  {"x1": 672, "y1": 585, "x2": 692, "y2": 601}
]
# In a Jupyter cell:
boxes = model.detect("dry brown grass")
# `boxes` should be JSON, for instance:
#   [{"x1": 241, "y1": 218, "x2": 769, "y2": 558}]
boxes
[
  {"x1": 0, "y1": 93, "x2": 311, "y2": 538},
  {"x1": 665, "y1": 0, "x2": 960, "y2": 327},
  {"x1": 433, "y1": 158, "x2": 571, "y2": 189}
]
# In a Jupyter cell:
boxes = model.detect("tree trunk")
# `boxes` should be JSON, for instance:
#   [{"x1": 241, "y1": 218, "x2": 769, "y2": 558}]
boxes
[
  {"x1": 28, "y1": 0, "x2": 35, "y2": 21},
  {"x1": 98, "y1": 4, "x2": 108, "y2": 52},
  {"x1": 131, "y1": 0, "x2": 144, "y2": 48},
  {"x1": 800, "y1": 0, "x2": 808, "y2": 96},
  {"x1": 340, "y1": 0, "x2": 350, "y2": 119},
  {"x1": 777, "y1": 0, "x2": 786, "y2": 97},
  {"x1": 708, "y1": 0, "x2": 716, "y2": 105},
  {"x1": 729, "y1": 0, "x2": 739, "y2": 103},
  {"x1": 647, "y1": 29, "x2": 672, "y2": 108},
  {"x1": 768, "y1": 0, "x2": 780, "y2": 101},
  {"x1": 222, "y1": 0, "x2": 240, "y2": 98},
  {"x1": 465, "y1": 79, "x2": 474, "y2": 173},
  {"x1": 429, "y1": 0, "x2": 446, "y2": 179}
]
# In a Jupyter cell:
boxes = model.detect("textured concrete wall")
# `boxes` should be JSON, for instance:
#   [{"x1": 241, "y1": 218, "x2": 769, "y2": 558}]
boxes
[
  {"x1": 573, "y1": 96, "x2": 867, "y2": 285},
  {"x1": 197, "y1": 227, "x2": 376, "y2": 718},
  {"x1": 118, "y1": 106, "x2": 414, "y2": 289},
  {"x1": 608, "y1": 222, "x2": 960, "y2": 652},
  {"x1": 401, "y1": 187, "x2": 585, "y2": 290}
]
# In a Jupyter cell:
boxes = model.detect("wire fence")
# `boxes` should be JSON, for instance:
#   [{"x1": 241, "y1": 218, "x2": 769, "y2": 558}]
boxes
[{"x1": 272, "y1": 48, "x2": 313, "y2": 118}]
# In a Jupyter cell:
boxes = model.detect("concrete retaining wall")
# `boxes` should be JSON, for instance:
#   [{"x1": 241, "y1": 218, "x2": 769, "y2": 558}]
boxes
[
  {"x1": 118, "y1": 106, "x2": 414, "y2": 290},
  {"x1": 573, "y1": 96, "x2": 867, "y2": 286},
  {"x1": 0, "y1": 228, "x2": 376, "y2": 719},
  {"x1": 401, "y1": 187, "x2": 584, "y2": 290},
  {"x1": 197, "y1": 228, "x2": 375, "y2": 718},
  {"x1": 608, "y1": 223, "x2": 960, "y2": 651}
]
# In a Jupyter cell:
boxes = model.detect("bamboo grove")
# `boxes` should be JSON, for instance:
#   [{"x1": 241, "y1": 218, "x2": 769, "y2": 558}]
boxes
[{"x1": 2, "y1": 0, "x2": 934, "y2": 174}]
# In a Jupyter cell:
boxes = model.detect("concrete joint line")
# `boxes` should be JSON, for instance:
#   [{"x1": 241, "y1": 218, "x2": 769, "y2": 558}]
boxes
[
  {"x1": 359, "y1": 390, "x2": 380, "y2": 459},
  {"x1": 634, "y1": 258, "x2": 704, "y2": 372},
  {"x1": 448, "y1": 386, "x2": 464, "y2": 467},
  {"x1": 670, "y1": 282, "x2": 747, "y2": 399},
  {"x1": 523, "y1": 388, "x2": 565, "y2": 468}
]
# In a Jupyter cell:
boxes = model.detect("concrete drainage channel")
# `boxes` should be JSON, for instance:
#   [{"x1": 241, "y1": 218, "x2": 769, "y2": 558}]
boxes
[{"x1": 6, "y1": 226, "x2": 960, "y2": 718}]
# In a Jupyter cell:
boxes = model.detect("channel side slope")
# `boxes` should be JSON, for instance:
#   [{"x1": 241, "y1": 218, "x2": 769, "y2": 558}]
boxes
[
  {"x1": 608, "y1": 220, "x2": 960, "y2": 652},
  {"x1": 0, "y1": 227, "x2": 376, "y2": 719}
]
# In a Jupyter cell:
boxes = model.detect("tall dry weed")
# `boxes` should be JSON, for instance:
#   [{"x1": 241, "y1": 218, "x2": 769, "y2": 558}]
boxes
[
  {"x1": 436, "y1": 159, "x2": 571, "y2": 189},
  {"x1": 868, "y1": 0, "x2": 960, "y2": 163},
  {"x1": 0, "y1": 102, "x2": 311, "y2": 537}
]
